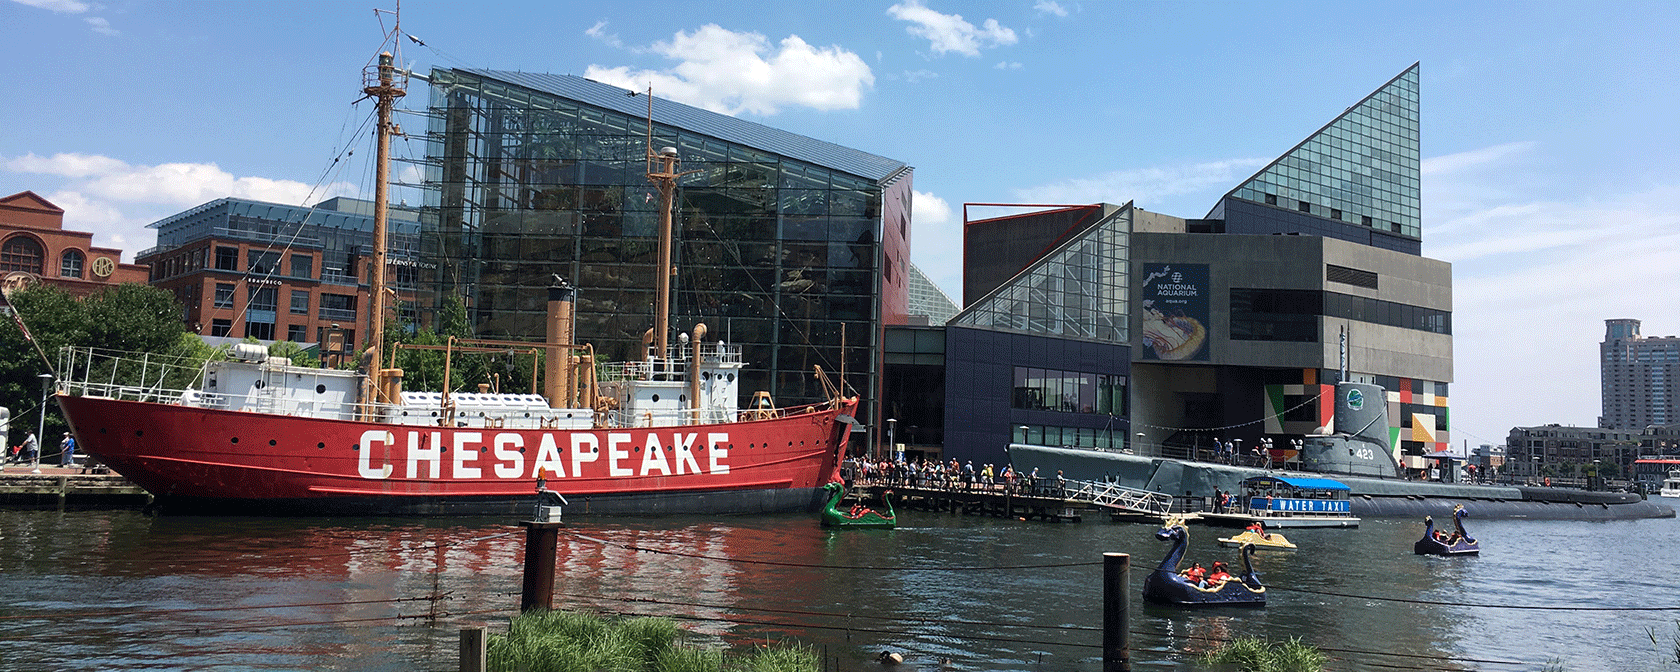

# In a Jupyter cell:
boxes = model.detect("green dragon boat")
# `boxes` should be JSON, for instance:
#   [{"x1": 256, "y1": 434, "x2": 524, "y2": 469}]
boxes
[{"x1": 820, "y1": 482, "x2": 896, "y2": 529}]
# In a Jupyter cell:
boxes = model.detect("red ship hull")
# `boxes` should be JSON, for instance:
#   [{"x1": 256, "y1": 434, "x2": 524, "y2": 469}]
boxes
[{"x1": 57, "y1": 394, "x2": 856, "y2": 516}]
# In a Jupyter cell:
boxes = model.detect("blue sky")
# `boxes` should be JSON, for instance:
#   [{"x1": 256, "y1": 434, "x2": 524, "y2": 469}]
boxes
[{"x1": 4, "y1": 0, "x2": 1679, "y2": 454}]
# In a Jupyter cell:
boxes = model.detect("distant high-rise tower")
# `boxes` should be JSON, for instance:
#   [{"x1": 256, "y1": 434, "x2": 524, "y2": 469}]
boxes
[{"x1": 1601, "y1": 318, "x2": 1680, "y2": 429}]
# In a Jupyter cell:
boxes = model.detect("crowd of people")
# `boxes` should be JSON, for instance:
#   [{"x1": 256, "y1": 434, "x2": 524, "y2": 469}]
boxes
[{"x1": 845, "y1": 457, "x2": 1068, "y2": 497}]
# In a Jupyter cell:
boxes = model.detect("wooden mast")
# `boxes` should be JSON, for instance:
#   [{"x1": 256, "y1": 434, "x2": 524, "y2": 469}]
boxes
[{"x1": 362, "y1": 50, "x2": 405, "y2": 413}]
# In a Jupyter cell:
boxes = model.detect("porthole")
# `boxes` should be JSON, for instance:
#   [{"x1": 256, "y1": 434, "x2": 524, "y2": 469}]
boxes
[
  {"x1": 317, "y1": 442, "x2": 326, "y2": 449},
  {"x1": 727, "y1": 373, "x2": 735, "y2": 382},
  {"x1": 231, "y1": 437, "x2": 239, "y2": 444},
  {"x1": 680, "y1": 394, "x2": 687, "y2": 403},
  {"x1": 316, "y1": 384, "x2": 327, "y2": 394},
  {"x1": 254, "y1": 380, "x2": 265, "y2": 389},
  {"x1": 269, "y1": 439, "x2": 277, "y2": 446},
  {"x1": 135, "y1": 430, "x2": 143, "y2": 437},
  {"x1": 651, "y1": 394, "x2": 660, "y2": 402}
]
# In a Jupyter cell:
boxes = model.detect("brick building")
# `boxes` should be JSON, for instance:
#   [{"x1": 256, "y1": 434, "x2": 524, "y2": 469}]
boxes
[{"x1": 0, "y1": 191, "x2": 149, "y2": 300}]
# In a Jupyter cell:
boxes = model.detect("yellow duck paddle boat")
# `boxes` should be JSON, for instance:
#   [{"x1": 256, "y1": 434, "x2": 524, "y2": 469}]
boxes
[{"x1": 1218, "y1": 527, "x2": 1297, "y2": 550}]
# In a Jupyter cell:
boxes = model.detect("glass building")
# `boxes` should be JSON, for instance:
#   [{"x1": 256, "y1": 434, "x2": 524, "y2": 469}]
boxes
[
  {"x1": 418, "y1": 68, "x2": 911, "y2": 422},
  {"x1": 1209, "y1": 63, "x2": 1422, "y2": 255}
]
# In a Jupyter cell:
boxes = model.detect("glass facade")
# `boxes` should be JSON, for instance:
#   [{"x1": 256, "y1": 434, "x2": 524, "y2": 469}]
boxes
[
  {"x1": 421, "y1": 68, "x2": 907, "y2": 408},
  {"x1": 906, "y1": 262, "x2": 959, "y2": 325},
  {"x1": 1223, "y1": 64, "x2": 1422, "y2": 239},
  {"x1": 950, "y1": 206, "x2": 1130, "y2": 343}
]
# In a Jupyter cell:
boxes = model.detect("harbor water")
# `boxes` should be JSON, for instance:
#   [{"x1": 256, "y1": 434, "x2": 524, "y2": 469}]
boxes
[{"x1": 0, "y1": 507, "x2": 1676, "y2": 671}]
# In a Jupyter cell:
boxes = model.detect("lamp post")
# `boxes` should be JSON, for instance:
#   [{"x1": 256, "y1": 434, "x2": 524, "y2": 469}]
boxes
[
  {"x1": 1135, "y1": 432, "x2": 1145, "y2": 455},
  {"x1": 35, "y1": 373, "x2": 52, "y2": 474}
]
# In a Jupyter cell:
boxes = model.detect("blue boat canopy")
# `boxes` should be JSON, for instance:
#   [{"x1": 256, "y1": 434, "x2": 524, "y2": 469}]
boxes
[{"x1": 1242, "y1": 475, "x2": 1351, "y2": 492}]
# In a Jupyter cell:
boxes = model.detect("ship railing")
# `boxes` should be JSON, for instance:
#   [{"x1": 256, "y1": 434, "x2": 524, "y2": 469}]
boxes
[
  {"x1": 605, "y1": 406, "x2": 741, "y2": 428},
  {"x1": 55, "y1": 346, "x2": 207, "y2": 404}
]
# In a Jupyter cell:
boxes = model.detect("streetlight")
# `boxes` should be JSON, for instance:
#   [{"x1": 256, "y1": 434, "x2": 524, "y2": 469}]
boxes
[
  {"x1": 35, "y1": 373, "x2": 53, "y2": 474},
  {"x1": 1135, "y1": 432, "x2": 1145, "y2": 456}
]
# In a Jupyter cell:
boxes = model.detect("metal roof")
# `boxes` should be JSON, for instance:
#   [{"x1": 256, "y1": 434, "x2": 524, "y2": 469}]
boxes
[
  {"x1": 458, "y1": 69, "x2": 908, "y2": 184},
  {"x1": 1242, "y1": 475, "x2": 1352, "y2": 492}
]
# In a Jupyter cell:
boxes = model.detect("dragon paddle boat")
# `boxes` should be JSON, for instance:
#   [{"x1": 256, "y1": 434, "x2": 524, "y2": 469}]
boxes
[
  {"x1": 820, "y1": 482, "x2": 896, "y2": 529},
  {"x1": 1142, "y1": 515, "x2": 1266, "y2": 607},
  {"x1": 1414, "y1": 504, "x2": 1479, "y2": 556}
]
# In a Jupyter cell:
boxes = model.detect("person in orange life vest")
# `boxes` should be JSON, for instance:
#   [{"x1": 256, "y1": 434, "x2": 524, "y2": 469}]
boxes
[
  {"x1": 1181, "y1": 562, "x2": 1208, "y2": 587},
  {"x1": 1207, "y1": 561, "x2": 1233, "y2": 586}
]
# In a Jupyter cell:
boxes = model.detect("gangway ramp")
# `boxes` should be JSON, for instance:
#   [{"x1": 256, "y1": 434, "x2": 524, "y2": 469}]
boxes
[{"x1": 1062, "y1": 479, "x2": 1174, "y2": 517}]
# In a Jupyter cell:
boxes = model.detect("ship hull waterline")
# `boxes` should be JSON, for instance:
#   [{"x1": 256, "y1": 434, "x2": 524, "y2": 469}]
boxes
[{"x1": 59, "y1": 394, "x2": 857, "y2": 517}]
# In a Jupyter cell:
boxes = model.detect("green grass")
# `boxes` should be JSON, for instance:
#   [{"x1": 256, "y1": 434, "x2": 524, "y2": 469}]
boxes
[
  {"x1": 486, "y1": 610, "x2": 817, "y2": 672},
  {"x1": 1198, "y1": 636, "x2": 1327, "y2": 672}
]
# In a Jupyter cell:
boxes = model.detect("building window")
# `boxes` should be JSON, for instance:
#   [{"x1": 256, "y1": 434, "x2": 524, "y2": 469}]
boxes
[
  {"x1": 60, "y1": 249, "x2": 85, "y2": 278},
  {"x1": 1297, "y1": 200, "x2": 1311, "y2": 213},
  {"x1": 1330, "y1": 208, "x2": 1342, "y2": 221},
  {"x1": 1264, "y1": 193, "x2": 1277, "y2": 206},
  {"x1": 215, "y1": 246, "x2": 239, "y2": 271},
  {"x1": 211, "y1": 318, "x2": 233, "y2": 337},
  {"x1": 248, "y1": 286, "x2": 278, "y2": 312},
  {"x1": 290, "y1": 290, "x2": 310, "y2": 314},
  {"x1": 1362, "y1": 215, "x2": 1373, "y2": 227},
  {"x1": 0, "y1": 235, "x2": 44, "y2": 274},
  {"x1": 244, "y1": 321, "x2": 275, "y2": 340},
  {"x1": 1012, "y1": 366, "x2": 1125, "y2": 415},
  {"x1": 287, "y1": 324, "x2": 307, "y2": 342},
  {"x1": 319, "y1": 293, "x2": 357, "y2": 320},
  {"x1": 290, "y1": 254, "x2": 313, "y2": 279},
  {"x1": 214, "y1": 283, "x2": 235, "y2": 309},
  {"x1": 247, "y1": 250, "x2": 280, "y2": 275}
]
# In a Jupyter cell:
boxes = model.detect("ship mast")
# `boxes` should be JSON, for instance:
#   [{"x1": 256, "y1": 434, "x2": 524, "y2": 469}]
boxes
[
  {"x1": 363, "y1": 50, "x2": 406, "y2": 409},
  {"x1": 644, "y1": 88, "x2": 696, "y2": 363}
]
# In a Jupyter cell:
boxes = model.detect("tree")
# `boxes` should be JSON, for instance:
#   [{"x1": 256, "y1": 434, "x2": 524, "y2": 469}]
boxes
[{"x1": 0, "y1": 283, "x2": 191, "y2": 444}]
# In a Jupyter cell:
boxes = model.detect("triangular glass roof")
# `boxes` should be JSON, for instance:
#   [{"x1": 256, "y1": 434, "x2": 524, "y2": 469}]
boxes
[
  {"x1": 907, "y1": 262, "x2": 960, "y2": 325},
  {"x1": 1214, "y1": 63, "x2": 1421, "y2": 238},
  {"x1": 949, "y1": 204, "x2": 1131, "y2": 343}
]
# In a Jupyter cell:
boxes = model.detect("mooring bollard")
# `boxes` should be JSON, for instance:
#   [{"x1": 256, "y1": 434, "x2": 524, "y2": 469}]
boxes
[
  {"x1": 519, "y1": 475, "x2": 567, "y2": 612},
  {"x1": 1103, "y1": 552, "x2": 1131, "y2": 672}
]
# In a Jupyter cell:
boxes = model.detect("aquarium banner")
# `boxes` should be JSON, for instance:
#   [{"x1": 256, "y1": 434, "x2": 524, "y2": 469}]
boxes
[{"x1": 1139, "y1": 263, "x2": 1210, "y2": 361}]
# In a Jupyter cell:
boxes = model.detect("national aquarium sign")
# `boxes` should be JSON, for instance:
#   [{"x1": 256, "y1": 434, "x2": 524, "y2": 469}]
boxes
[{"x1": 1139, "y1": 263, "x2": 1210, "y2": 361}]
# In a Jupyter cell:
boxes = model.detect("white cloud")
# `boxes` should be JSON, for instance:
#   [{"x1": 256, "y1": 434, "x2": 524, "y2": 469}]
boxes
[
  {"x1": 584, "y1": 20, "x2": 621, "y2": 48},
  {"x1": 891, "y1": 69, "x2": 939, "y2": 84},
  {"x1": 582, "y1": 24, "x2": 873, "y2": 116},
  {"x1": 3, "y1": 152, "x2": 358, "y2": 262},
  {"x1": 1034, "y1": 1, "x2": 1070, "y2": 17},
  {"x1": 11, "y1": 0, "x2": 91, "y2": 14},
  {"x1": 84, "y1": 16, "x2": 117, "y2": 36},
  {"x1": 886, "y1": 1, "x2": 1018, "y2": 57},
  {"x1": 994, "y1": 61, "x2": 1022, "y2": 70},
  {"x1": 1011, "y1": 158, "x2": 1269, "y2": 207}
]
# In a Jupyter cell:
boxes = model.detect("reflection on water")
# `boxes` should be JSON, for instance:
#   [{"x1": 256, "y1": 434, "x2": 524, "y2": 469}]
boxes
[{"x1": 0, "y1": 509, "x2": 1675, "y2": 671}]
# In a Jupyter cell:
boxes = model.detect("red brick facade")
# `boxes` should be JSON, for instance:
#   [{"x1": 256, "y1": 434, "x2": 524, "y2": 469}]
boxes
[{"x1": 0, "y1": 191, "x2": 149, "y2": 298}]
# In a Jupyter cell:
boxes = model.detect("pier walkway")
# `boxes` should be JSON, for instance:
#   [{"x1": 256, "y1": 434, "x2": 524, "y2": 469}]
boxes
[
  {"x1": 0, "y1": 463, "x2": 150, "y2": 510},
  {"x1": 854, "y1": 476, "x2": 1173, "y2": 522}
]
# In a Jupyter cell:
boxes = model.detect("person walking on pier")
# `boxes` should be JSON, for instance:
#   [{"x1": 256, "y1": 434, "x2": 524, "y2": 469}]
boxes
[
  {"x1": 22, "y1": 431, "x2": 38, "y2": 465},
  {"x1": 59, "y1": 432, "x2": 75, "y2": 467}
]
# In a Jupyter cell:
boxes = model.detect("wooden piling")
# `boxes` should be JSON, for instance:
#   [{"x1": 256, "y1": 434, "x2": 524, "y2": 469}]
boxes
[{"x1": 1103, "y1": 552, "x2": 1131, "y2": 672}]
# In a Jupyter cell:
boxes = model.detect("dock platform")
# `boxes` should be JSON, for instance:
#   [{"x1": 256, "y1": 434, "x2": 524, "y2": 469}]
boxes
[{"x1": 0, "y1": 464, "x2": 150, "y2": 510}]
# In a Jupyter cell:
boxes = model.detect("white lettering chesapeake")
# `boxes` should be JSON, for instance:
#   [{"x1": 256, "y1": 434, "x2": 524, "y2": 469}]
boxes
[
  {"x1": 453, "y1": 432, "x2": 482, "y2": 479},
  {"x1": 707, "y1": 433, "x2": 729, "y2": 474},
  {"x1": 408, "y1": 431, "x2": 442, "y2": 479},
  {"x1": 493, "y1": 433, "x2": 525, "y2": 479},
  {"x1": 358, "y1": 430, "x2": 393, "y2": 479},
  {"x1": 533, "y1": 434, "x2": 565, "y2": 478},
  {"x1": 607, "y1": 433, "x2": 633, "y2": 477},
  {"x1": 640, "y1": 434, "x2": 671, "y2": 476},
  {"x1": 673, "y1": 433, "x2": 700, "y2": 475},
  {"x1": 570, "y1": 433, "x2": 599, "y2": 477}
]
